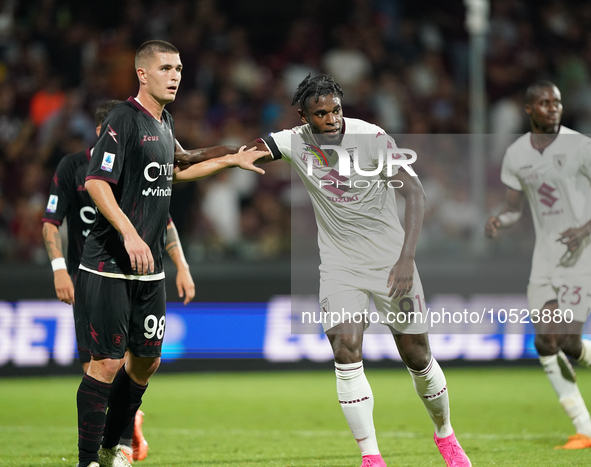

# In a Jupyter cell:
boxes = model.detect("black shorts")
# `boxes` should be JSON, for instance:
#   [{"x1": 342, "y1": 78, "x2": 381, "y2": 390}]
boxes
[
  {"x1": 75, "y1": 270, "x2": 166, "y2": 359},
  {"x1": 72, "y1": 301, "x2": 91, "y2": 365}
]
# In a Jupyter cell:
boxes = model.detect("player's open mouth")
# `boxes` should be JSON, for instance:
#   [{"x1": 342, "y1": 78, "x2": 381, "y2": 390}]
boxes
[{"x1": 168, "y1": 86, "x2": 177, "y2": 92}]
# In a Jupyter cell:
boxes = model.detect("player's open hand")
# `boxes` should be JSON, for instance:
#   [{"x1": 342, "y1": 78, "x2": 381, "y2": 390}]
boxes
[
  {"x1": 485, "y1": 216, "x2": 501, "y2": 238},
  {"x1": 233, "y1": 146, "x2": 268, "y2": 174},
  {"x1": 176, "y1": 266, "x2": 195, "y2": 305},
  {"x1": 558, "y1": 225, "x2": 591, "y2": 252},
  {"x1": 387, "y1": 257, "x2": 414, "y2": 299},
  {"x1": 124, "y1": 233, "x2": 154, "y2": 274},
  {"x1": 54, "y1": 269, "x2": 75, "y2": 305}
]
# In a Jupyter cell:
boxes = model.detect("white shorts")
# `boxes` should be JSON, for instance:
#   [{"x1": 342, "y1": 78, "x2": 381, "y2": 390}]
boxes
[
  {"x1": 318, "y1": 265, "x2": 428, "y2": 334},
  {"x1": 527, "y1": 274, "x2": 591, "y2": 323}
]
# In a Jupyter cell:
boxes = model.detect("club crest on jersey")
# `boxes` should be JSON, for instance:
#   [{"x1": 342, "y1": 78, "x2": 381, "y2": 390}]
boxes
[
  {"x1": 113, "y1": 334, "x2": 123, "y2": 347},
  {"x1": 554, "y1": 154, "x2": 566, "y2": 169},
  {"x1": 46, "y1": 194, "x2": 58, "y2": 213},
  {"x1": 101, "y1": 152, "x2": 115, "y2": 172},
  {"x1": 346, "y1": 148, "x2": 356, "y2": 169}
]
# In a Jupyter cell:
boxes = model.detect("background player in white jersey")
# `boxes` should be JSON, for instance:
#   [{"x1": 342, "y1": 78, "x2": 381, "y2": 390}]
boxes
[
  {"x1": 42, "y1": 100, "x2": 196, "y2": 463},
  {"x1": 207, "y1": 74, "x2": 470, "y2": 467},
  {"x1": 486, "y1": 80, "x2": 591, "y2": 449}
]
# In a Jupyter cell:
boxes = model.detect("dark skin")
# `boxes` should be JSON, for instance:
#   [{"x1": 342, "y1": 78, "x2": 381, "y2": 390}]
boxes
[
  {"x1": 174, "y1": 140, "x2": 240, "y2": 169},
  {"x1": 485, "y1": 85, "x2": 590, "y2": 358},
  {"x1": 238, "y1": 94, "x2": 432, "y2": 370}
]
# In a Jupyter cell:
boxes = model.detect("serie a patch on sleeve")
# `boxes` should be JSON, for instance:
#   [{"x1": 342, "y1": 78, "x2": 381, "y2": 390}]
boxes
[
  {"x1": 46, "y1": 194, "x2": 58, "y2": 213},
  {"x1": 101, "y1": 152, "x2": 115, "y2": 172}
]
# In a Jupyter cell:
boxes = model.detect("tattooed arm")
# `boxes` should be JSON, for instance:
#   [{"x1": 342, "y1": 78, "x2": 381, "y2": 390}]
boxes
[
  {"x1": 42, "y1": 222, "x2": 75, "y2": 305},
  {"x1": 166, "y1": 220, "x2": 195, "y2": 305}
]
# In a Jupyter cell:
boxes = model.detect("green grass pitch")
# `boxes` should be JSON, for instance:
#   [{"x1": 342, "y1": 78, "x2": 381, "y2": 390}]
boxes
[{"x1": 1, "y1": 366, "x2": 591, "y2": 466}]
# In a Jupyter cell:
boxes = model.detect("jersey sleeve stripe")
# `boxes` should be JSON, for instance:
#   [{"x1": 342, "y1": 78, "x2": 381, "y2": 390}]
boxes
[
  {"x1": 260, "y1": 136, "x2": 282, "y2": 160},
  {"x1": 501, "y1": 180, "x2": 523, "y2": 192},
  {"x1": 41, "y1": 218, "x2": 62, "y2": 226},
  {"x1": 85, "y1": 175, "x2": 119, "y2": 185}
]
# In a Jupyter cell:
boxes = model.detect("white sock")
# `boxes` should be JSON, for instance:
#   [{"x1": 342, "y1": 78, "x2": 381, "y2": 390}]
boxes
[
  {"x1": 335, "y1": 361, "x2": 380, "y2": 456},
  {"x1": 540, "y1": 352, "x2": 591, "y2": 436},
  {"x1": 408, "y1": 357, "x2": 453, "y2": 438},
  {"x1": 577, "y1": 339, "x2": 591, "y2": 366}
]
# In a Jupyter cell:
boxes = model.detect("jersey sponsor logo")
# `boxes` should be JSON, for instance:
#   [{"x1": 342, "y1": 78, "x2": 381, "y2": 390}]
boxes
[
  {"x1": 142, "y1": 186, "x2": 172, "y2": 197},
  {"x1": 101, "y1": 152, "x2": 115, "y2": 172},
  {"x1": 326, "y1": 195, "x2": 359, "y2": 203},
  {"x1": 46, "y1": 194, "x2": 58, "y2": 213},
  {"x1": 80, "y1": 206, "x2": 96, "y2": 237},
  {"x1": 142, "y1": 134, "x2": 160, "y2": 143},
  {"x1": 113, "y1": 334, "x2": 123, "y2": 347},
  {"x1": 144, "y1": 161, "x2": 174, "y2": 182},
  {"x1": 320, "y1": 169, "x2": 353, "y2": 196},
  {"x1": 107, "y1": 125, "x2": 118, "y2": 144},
  {"x1": 554, "y1": 154, "x2": 566, "y2": 169},
  {"x1": 302, "y1": 143, "x2": 329, "y2": 167},
  {"x1": 538, "y1": 183, "x2": 558, "y2": 207}
]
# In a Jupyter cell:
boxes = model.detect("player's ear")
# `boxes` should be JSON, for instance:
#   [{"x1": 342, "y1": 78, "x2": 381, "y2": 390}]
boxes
[
  {"x1": 137, "y1": 67, "x2": 148, "y2": 86},
  {"x1": 524, "y1": 104, "x2": 532, "y2": 117},
  {"x1": 297, "y1": 109, "x2": 308, "y2": 124}
]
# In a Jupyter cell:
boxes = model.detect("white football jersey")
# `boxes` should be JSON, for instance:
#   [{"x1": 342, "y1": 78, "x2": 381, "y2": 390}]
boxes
[
  {"x1": 264, "y1": 117, "x2": 408, "y2": 268},
  {"x1": 500, "y1": 126, "x2": 591, "y2": 281}
]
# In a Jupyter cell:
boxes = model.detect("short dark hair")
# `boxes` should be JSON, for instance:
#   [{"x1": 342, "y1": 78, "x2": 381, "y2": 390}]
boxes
[
  {"x1": 292, "y1": 73, "x2": 344, "y2": 111},
  {"x1": 94, "y1": 100, "x2": 122, "y2": 127},
  {"x1": 135, "y1": 40, "x2": 179, "y2": 69},
  {"x1": 525, "y1": 80, "x2": 558, "y2": 105}
]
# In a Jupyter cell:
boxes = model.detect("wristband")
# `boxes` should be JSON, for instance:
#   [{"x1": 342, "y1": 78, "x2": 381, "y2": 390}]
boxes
[
  {"x1": 51, "y1": 257, "x2": 67, "y2": 272},
  {"x1": 498, "y1": 211, "x2": 521, "y2": 227}
]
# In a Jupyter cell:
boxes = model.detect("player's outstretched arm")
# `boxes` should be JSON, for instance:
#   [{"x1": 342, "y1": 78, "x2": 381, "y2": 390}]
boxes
[
  {"x1": 85, "y1": 179, "x2": 154, "y2": 275},
  {"x1": 387, "y1": 171, "x2": 426, "y2": 298},
  {"x1": 42, "y1": 222, "x2": 75, "y2": 305},
  {"x1": 485, "y1": 188, "x2": 524, "y2": 238},
  {"x1": 173, "y1": 146, "x2": 268, "y2": 183},
  {"x1": 166, "y1": 219, "x2": 195, "y2": 305},
  {"x1": 175, "y1": 140, "x2": 241, "y2": 169}
]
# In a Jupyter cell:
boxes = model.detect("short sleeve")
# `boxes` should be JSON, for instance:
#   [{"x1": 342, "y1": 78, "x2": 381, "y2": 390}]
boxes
[
  {"x1": 262, "y1": 129, "x2": 295, "y2": 162},
  {"x1": 41, "y1": 157, "x2": 73, "y2": 226},
  {"x1": 86, "y1": 106, "x2": 131, "y2": 185},
  {"x1": 500, "y1": 150, "x2": 522, "y2": 191}
]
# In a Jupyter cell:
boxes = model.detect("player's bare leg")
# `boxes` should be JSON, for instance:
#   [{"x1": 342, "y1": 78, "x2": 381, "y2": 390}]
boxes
[
  {"x1": 393, "y1": 332, "x2": 471, "y2": 467},
  {"x1": 535, "y1": 300, "x2": 591, "y2": 449},
  {"x1": 327, "y1": 320, "x2": 386, "y2": 467}
]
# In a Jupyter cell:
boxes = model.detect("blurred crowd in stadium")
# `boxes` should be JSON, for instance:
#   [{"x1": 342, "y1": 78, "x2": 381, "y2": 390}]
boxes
[{"x1": 1, "y1": 0, "x2": 590, "y2": 264}]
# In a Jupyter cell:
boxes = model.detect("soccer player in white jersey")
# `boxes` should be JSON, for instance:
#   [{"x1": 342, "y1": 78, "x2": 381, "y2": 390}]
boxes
[
  {"x1": 250, "y1": 74, "x2": 470, "y2": 467},
  {"x1": 486, "y1": 80, "x2": 591, "y2": 449}
]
